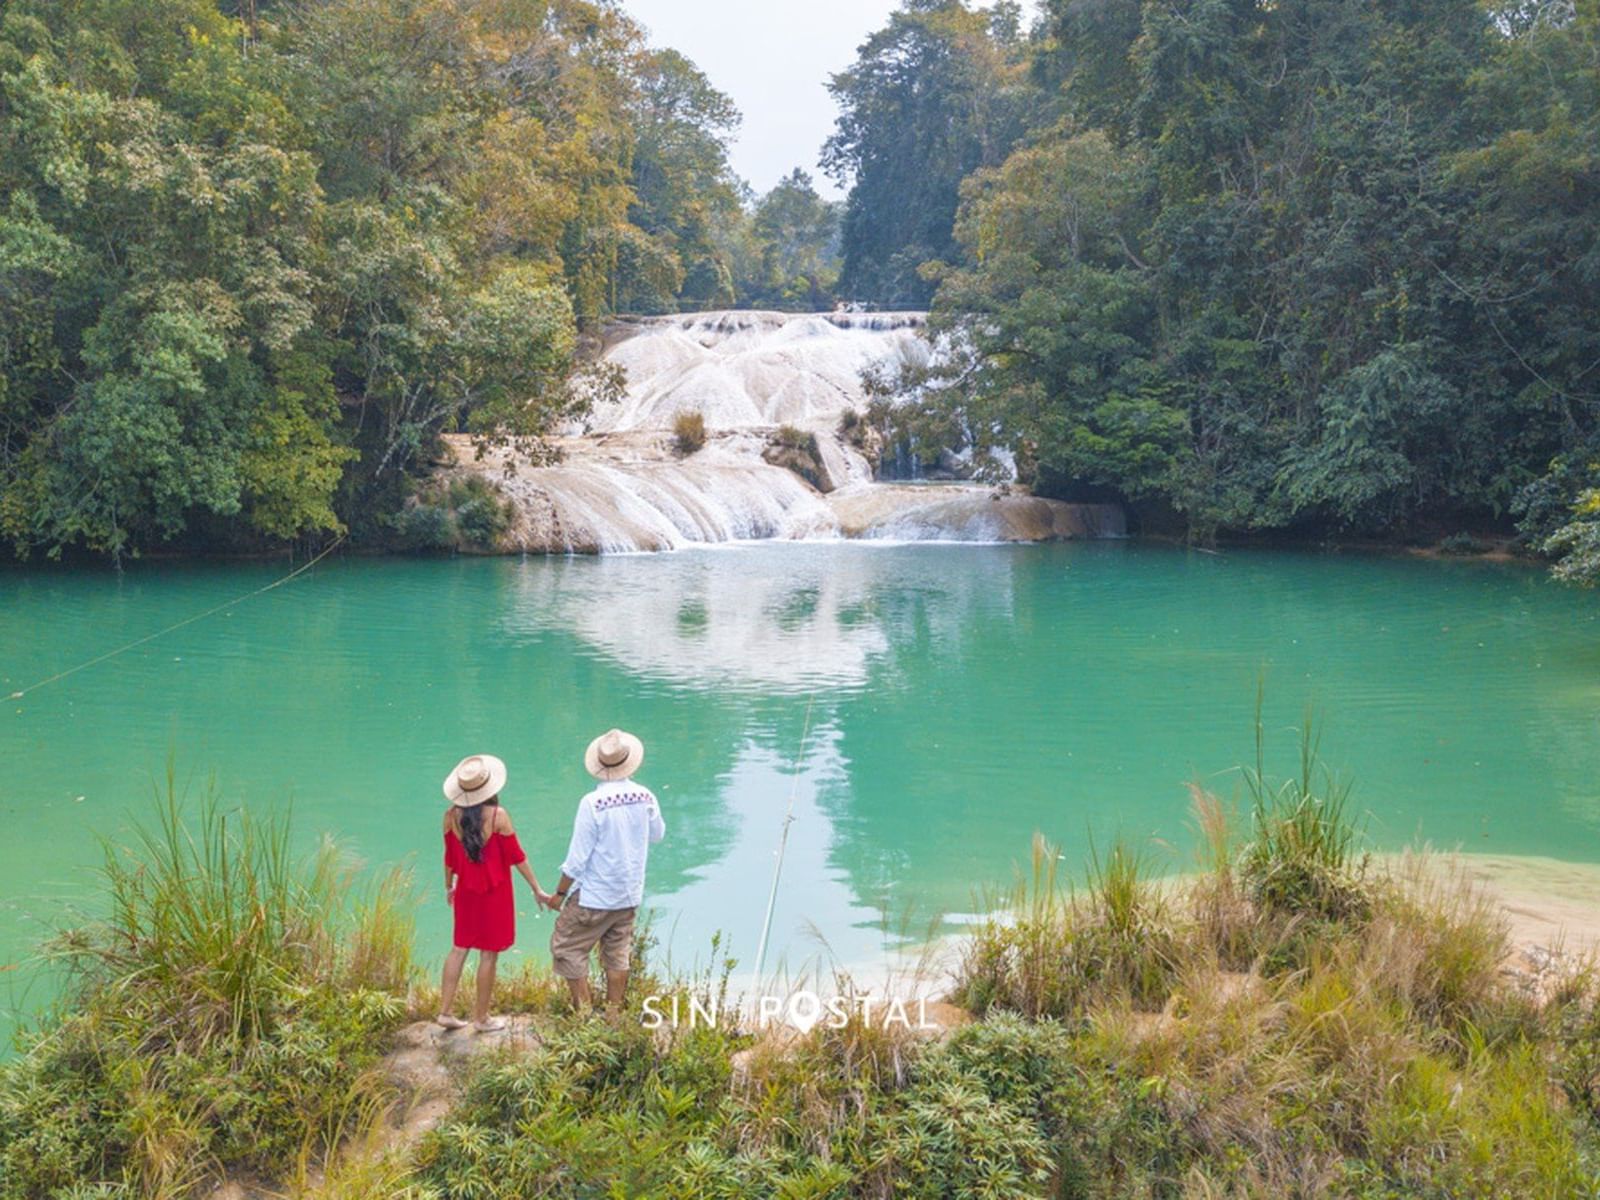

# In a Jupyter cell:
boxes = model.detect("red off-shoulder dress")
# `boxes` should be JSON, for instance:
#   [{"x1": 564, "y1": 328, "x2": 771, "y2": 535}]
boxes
[{"x1": 445, "y1": 829, "x2": 526, "y2": 952}]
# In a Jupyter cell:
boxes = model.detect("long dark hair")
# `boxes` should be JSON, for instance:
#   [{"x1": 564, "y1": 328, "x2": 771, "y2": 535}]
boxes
[{"x1": 455, "y1": 798, "x2": 499, "y2": 863}]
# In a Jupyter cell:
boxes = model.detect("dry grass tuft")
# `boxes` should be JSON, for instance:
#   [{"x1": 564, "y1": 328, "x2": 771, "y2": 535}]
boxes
[{"x1": 672, "y1": 409, "x2": 707, "y2": 455}]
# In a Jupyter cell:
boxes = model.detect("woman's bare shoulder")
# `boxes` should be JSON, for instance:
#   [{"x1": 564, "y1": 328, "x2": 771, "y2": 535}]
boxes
[
  {"x1": 492, "y1": 806, "x2": 515, "y2": 834},
  {"x1": 442, "y1": 807, "x2": 456, "y2": 833}
]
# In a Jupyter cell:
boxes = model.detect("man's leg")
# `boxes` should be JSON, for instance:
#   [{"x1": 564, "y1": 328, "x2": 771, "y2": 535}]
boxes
[
  {"x1": 604, "y1": 969, "x2": 628, "y2": 1015},
  {"x1": 552, "y1": 897, "x2": 598, "y2": 1012},
  {"x1": 599, "y1": 908, "x2": 637, "y2": 1020},
  {"x1": 565, "y1": 972, "x2": 594, "y2": 1010}
]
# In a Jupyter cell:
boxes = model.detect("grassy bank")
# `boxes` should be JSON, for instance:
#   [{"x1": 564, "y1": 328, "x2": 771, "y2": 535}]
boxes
[
  {"x1": 0, "y1": 778, "x2": 415, "y2": 1197},
  {"x1": 5, "y1": 751, "x2": 1600, "y2": 1198}
]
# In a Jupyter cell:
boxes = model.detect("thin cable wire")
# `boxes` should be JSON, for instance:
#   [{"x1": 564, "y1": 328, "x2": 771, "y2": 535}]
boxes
[
  {"x1": 7, "y1": 537, "x2": 346, "y2": 701},
  {"x1": 752, "y1": 693, "x2": 815, "y2": 988}
]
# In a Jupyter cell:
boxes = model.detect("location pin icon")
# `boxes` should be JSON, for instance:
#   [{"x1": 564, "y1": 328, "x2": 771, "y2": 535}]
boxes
[{"x1": 787, "y1": 990, "x2": 822, "y2": 1034}]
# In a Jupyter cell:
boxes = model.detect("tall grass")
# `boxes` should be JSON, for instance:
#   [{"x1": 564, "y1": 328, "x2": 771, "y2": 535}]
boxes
[
  {"x1": 71, "y1": 772, "x2": 415, "y2": 1051},
  {"x1": 0, "y1": 769, "x2": 414, "y2": 1194},
  {"x1": 1239, "y1": 699, "x2": 1369, "y2": 923},
  {"x1": 955, "y1": 832, "x2": 1180, "y2": 1017},
  {"x1": 1187, "y1": 783, "x2": 1255, "y2": 968},
  {"x1": 943, "y1": 710, "x2": 1600, "y2": 1196}
]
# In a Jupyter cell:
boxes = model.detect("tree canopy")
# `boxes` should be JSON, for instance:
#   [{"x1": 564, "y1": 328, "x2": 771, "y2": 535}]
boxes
[
  {"x1": 6, "y1": 0, "x2": 1598, "y2": 574},
  {"x1": 0, "y1": 0, "x2": 837, "y2": 559},
  {"x1": 830, "y1": 0, "x2": 1600, "y2": 573}
]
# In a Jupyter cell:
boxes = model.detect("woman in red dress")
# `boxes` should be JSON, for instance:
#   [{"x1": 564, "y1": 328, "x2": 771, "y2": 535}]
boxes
[{"x1": 437, "y1": 754, "x2": 552, "y2": 1032}]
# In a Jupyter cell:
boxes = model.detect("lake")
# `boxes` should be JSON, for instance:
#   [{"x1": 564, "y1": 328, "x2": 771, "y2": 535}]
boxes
[{"x1": 4, "y1": 542, "x2": 1599, "y2": 1033}]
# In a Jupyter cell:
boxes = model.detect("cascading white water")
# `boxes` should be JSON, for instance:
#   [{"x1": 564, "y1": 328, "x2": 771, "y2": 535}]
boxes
[
  {"x1": 447, "y1": 310, "x2": 1123, "y2": 553},
  {"x1": 588, "y1": 310, "x2": 931, "y2": 433},
  {"x1": 486, "y1": 436, "x2": 837, "y2": 554}
]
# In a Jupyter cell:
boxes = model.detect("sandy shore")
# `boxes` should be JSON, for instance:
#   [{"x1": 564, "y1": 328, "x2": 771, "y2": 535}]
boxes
[{"x1": 1417, "y1": 851, "x2": 1600, "y2": 960}]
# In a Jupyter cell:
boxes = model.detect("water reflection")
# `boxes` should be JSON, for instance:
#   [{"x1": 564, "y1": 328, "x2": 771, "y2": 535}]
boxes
[
  {"x1": 505, "y1": 544, "x2": 1020, "y2": 695},
  {"x1": 501, "y1": 544, "x2": 1039, "y2": 972},
  {"x1": 647, "y1": 723, "x2": 903, "y2": 979}
]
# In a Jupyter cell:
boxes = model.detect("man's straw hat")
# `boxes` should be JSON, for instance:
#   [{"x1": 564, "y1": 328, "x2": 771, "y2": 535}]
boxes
[
  {"x1": 585, "y1": 729, "x2": 644, "y2": 781},
  {"x1": 443, "y1": 754, "x2": 507, "y2": 807}
]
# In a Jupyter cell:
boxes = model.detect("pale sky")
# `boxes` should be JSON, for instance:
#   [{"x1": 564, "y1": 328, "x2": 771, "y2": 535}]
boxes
[{"x1": 621, "y1": 0, "x2": 905, "y2": 200}]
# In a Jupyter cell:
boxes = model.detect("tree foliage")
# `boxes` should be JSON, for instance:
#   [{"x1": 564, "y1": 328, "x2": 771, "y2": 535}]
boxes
[
  {"x1": 837, "y1": 0, "x2": 1600, "y2": 566},
  {"x1": 823, "y1": 0, "x2": 1033, "y2": 307},
  {"x1": 737, "y1": 168, "x2": 843, "y2": 310},
  {"x1": 0, "y1": 0, "x2": 783, "y2": 558}
]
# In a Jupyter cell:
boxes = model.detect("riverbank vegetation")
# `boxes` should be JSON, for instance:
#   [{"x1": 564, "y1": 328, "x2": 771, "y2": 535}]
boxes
[
  {"x1": 0, "y1": 0, "x2": 842, "y2": 561},
  {"x1": 6, "y1": 1, "x2": 1596, "y2": 574},
  {"x1": 6, "y1": 746, "x2": 1600, "y2": 1196},
  {"x1": 0, "y1": 777, "x2": 414, "y2": 1195},
  {"x1": 827, "y1": 1, "x2": 1600, "y2": 573}
]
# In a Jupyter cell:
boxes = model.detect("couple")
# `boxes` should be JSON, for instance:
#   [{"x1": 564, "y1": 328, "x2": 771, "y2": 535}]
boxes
[{"x1": 435, "y1": 727, "x2": 664, "y2": 1031}]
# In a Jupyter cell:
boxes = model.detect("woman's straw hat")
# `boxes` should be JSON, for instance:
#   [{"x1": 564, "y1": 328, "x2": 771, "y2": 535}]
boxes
[
  {"x1": 443, "y1": 754, "x2": 507, "y2": 807},
  {"x1": 585, "y1": 729, "x2": 644, "y2": 781}
]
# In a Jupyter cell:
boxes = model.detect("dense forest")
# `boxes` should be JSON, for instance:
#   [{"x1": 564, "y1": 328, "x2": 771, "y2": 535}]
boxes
[
  {"x1": 0, "y1": 0, "x2": 842, "y2": 558},
  {"x1": 826, "y1": 0, "x2": 1600, "y2": 576},
  {"x1": 2, "y1": 0, "x2": 1597, "y2": 580}
]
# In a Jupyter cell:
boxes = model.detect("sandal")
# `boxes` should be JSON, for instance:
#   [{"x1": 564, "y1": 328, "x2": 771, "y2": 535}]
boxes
[
  {"x1": 435, "y1": 1014, "x2": 469, "y2": 1030},
  {"x1": 474, "y1": 1017, "x2": 507, "y2": 1034}
]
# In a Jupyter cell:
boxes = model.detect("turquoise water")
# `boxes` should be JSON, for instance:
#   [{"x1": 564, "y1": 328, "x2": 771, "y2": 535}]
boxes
[{"x1": 3, "y1": 542, "x2": 1599, "y2": 1029}]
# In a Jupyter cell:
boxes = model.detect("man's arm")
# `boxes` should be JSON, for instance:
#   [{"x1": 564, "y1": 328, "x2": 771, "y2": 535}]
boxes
[
  {"x1": 648, "y1": 798, "x2": 665, "y2": 845},
  {"x1": 554, "y1": 800, "x2": 597, "y2": 905}
]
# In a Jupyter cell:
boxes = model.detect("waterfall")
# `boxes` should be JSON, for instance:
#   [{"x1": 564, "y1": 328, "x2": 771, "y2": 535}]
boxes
[
  {"x1": 486, "y1": 436, "x2": 837, "y2": 554},
  {"x1": 447, "y1": 310, "x2": 1124, "y2": 553},
  {"x1": 587, "y1": 309, "x2": 932, "y2": 433}
]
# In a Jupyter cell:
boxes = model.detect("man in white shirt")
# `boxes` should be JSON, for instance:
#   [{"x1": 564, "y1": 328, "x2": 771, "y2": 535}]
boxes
[{"x1": 546, "y1": 727, "x2": 665, "y2": 1016}]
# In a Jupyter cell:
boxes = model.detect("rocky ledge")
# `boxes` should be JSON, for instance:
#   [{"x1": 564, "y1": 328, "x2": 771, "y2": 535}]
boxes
[{"x1": 436, "y1": 432, "x2": 1125, "y2": 554}]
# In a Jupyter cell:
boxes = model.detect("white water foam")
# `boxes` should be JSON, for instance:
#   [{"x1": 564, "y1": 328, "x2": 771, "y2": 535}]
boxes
[{"x1": 588, "y1": 310, "x2": 931, "y2": 433}]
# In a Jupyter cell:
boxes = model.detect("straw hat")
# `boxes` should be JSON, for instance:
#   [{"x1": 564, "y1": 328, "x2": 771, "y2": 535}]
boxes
[
  {"x1": 443, "y1": 754, "x2": 507, "y2": 807},
  {"x1": 585, "y1": 728, "x2": 644, "y2": 781}
]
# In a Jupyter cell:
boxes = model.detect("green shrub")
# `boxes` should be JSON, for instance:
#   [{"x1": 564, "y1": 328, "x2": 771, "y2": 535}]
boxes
[
  {"x1": 955, "y1": 834, "x2": 1181, "y2": 1019},
  {"x1": 1439, "y1": 531, "x2": 1491, "y2": 555},
  {"x1": 447, "y1": 476, "x2": 513, "y2": 547},
  {"x1": 762, "y1": 425, "x2": 825, "y2": 489},
  {"x1": 389, "y1": 503, "x2": 455, "y2": 551},
  {"x1": 867, "y1": 1065, "x2": 1053, "y2": 1198},
  {"x1": 772, "y1": 423, "x2": 815, "y2": 452},
  {"x1": 838, "y1": 407, "x2": 885, "y2": 471},
  {"x1": 673, "y1": 410, "x2": 707, "y2": 455}
]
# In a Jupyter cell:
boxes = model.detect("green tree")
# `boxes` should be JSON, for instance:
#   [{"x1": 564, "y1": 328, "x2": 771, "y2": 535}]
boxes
[
  {"x1": 621, "y1": 48, "x2": 742, "y2": 313},
  {"x1": 905, "y1": 0, "x2": 1600, "y2": 554},
  {"x1": 0, "y1": 1, "x2": 347, "y2": 556},
  {"x1": 0, "y1": 0, "x2": 740, "y2": 558},
  {"x1": 823, "y1": 0, "x2": 1033, "y2": 307},
  {"x1": 742, "y1": 168, "x2": 841, "y2": 310},
  {"x1": 911, "y1": 130, "x2": 1184, "y2": 496}
]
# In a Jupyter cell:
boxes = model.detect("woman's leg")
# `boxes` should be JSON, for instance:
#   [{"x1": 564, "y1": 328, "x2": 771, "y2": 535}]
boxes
[
  {"x1": 438, "y1": 946, "x2": 470, "y2": 1027},
  {"x1": 473, "y1": 950, "x2": 500, "y2": 1026}
]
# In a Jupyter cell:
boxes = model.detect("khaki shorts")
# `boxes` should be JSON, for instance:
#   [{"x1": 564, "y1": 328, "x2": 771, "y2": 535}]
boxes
[{"x1": 549, "y1": 894, "x2": 637, "y2": 978}]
